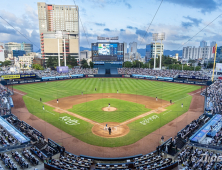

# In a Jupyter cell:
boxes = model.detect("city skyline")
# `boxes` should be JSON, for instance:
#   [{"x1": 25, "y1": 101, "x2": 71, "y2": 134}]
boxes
[{"x1": 0, "y1": 0, "x2": 222, "y2": 52}]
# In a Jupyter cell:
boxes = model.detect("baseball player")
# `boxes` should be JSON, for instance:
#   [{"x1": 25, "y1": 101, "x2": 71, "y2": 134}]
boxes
[
  {"x1": 42, "y1": 105, "x2": 44, "y2": 110},
  {"x1": 156, "y1": 97, "x2": 158, "y2": 101},
  {"x1": 82, "y1": 92, "x2": 83, "y2": 95},
  {"x1": 40, "y1": 98, "x2": 42, "y2": 102},
  {"x1": 57, "y1": 99, "x2": 59, "y2": 104},
  {"x1": 117, "y1": 90, "x2": 118, "y2": 93},
  {"x1": 108, "y1": 127, "x2": 111, "y2": 135},
  {"x1": 95, "y1": 88, "x2": 96, "y2": 91},
  {"x1": 108, "y1": 103, "x2": 110, "y2": 110},
  {"x1": 181, "y1": 103, "x2": 183, "y2": 108}
]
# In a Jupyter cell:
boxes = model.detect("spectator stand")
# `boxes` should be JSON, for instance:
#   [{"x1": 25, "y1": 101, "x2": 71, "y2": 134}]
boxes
[
  {"x1": 30, "y1": 146, "x2": 48, "y2": 161},
  {"x1": 46, "y1": 139, "x2": 61, "y2": 157},
  {"x1": 190, "y1": 114, "x2": 222, "y2": 144},
  {"x1": 0, "y1": 116, "x2": 30, "y2": 146}
]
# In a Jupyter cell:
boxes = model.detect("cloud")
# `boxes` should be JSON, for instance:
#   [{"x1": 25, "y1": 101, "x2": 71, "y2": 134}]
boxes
[
  {"x1": 0, "y1": 8, "x2": 40, "y2": 51},
  {"x1": 95, "y1": 22, "x2": 105, "y2": 26},
  {"x1": 127, "y1": 26, "x2": 138, "y2": 29},
  {"x1": 135, "y1": 29, "x2": 152, "y2": 37},
  {"x1": 124, "y1": 2, "x2": 132, "y2": 9},
  {"x1": 168, "y1": 35, "x2": 190, "y2": 41},
  {"x1": 120, "y1": 29, "x2": 125, "y2": 31},
  {"x1": 181, "y1": 16, "x2": 202, "y2": 28},
  {"x1": 104, "y1": 28, "x2": 111, "y2": 31},
  {"x1": 162, "y1": 0, "x2": 218, "y2": 13}
]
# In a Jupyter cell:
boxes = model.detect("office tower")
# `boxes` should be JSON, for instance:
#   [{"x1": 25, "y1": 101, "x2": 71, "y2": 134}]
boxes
[
  {"x1": 37, "y1": 2, "x2": 79, "y2": 62},
  {"x1": 182, "y1": 46, "x2": 214, "y2": 59},
  {"x1": 129, "y1": 42, "x2": 137, "y2": 53},
  {"x1": 4, "y1": 42, "x2": 33, "y2": 54},
  {"x1": 210, "y1": 41, "x2": 216, "y2": 47},
  {"x1": 200, "y1": 40, "x2": 207, "y2": 47},
  {"x1": 145, "y1": 43, "x2": 164, "y2": 63}
]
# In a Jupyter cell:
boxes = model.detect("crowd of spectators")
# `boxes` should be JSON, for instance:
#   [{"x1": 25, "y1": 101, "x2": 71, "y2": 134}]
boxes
[
  {"x1": 0, "y1": 84, "x2": 12, "y2": 116},
  {"x1": 47, "y1": 152, "x2": 92, "y2": 170},
  {"x1": 117, "y1": 68, "x2": 205, "y2": 78},
  {"x1": 177, "y1": 146, "x2": 220, "y2": 169},
  {"x1": 35, "y1": 68, "x2": 98, "y2": 78},
  {"x1": 202, "y1": 79, "x2": 222, "y2": 115}
]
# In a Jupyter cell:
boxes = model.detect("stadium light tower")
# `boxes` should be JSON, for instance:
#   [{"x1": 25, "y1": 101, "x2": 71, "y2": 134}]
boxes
[
  {"x1": 152, "y1": 33, "x2": 159, "y2": 70},
  {"x1": 158, "y1": 32, "x2": 165, "y2": 70},
  {"x1": 55, "y1": 31, "x2": 67, "y2": 67}
]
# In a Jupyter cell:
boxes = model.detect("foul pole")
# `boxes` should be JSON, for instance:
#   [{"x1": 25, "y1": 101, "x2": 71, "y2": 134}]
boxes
[{"x1": 212, "y1": 44, "x2": 217, "y2": 82}]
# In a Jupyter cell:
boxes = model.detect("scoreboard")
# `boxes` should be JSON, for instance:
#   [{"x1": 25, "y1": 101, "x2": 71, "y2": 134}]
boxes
[{"x1": 92, "y1": 42, "x2": 124, "y2": 62}]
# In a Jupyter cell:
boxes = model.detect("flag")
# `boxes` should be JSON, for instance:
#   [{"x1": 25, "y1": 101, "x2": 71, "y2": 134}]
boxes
[{"x1": 212, "y1": 46, "x2": 216, "y2": 53}]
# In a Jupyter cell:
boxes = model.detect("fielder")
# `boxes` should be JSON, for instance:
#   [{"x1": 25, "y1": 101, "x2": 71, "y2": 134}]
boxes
[
  {"x1": 57, "y1": 99, "x2": 59, "y2": 104},
  {"x1": 156, "y1": 97, "x2": 158, "y2": 101},
  {"x1": 42, "y1": 105, "x2": 44, "y2": 110},
  {"x1": 181, "y1": 103, "x2": 183, "y2": 108},
  {"x1": 108, "y1": 103, "x2": 110, "y2": 110}
]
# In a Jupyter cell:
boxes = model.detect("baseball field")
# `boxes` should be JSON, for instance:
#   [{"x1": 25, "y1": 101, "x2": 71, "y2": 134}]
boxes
[{"x1": 13, "y1": 78, "x2": 201, "y2": 147}]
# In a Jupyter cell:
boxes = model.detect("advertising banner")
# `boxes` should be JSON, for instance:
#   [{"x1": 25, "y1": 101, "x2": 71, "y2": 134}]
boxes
[
  {"x1": 1, "y1": 75, "x2": 20, "y2": 79},
  {"x1": 20, "y1": 74, "x2": 36, "y2": 78},
  {"x1": 216, "y1": 63, "x2": 222, "y2": 72},
  {"x1": 57, "y1": 66, "x2": 69, "y2": 73}
]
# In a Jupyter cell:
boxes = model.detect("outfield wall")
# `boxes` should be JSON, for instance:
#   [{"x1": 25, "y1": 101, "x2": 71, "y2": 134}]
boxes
[{"x1": 1, "y1": 74, "x2": 211, "y2": 86}]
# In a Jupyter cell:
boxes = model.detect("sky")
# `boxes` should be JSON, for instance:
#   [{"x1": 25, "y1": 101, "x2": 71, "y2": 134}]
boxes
[{"x1": 0, "y1": 0, "x2": 222, "y2": 52}]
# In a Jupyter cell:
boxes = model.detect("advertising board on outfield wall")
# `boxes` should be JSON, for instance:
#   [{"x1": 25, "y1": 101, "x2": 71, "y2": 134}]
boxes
[
  {"x1": 1, "y1": 74, "x2": 36, "y2": 79},
  {"x1": 3, "y1": 74, "x2": 211, "y2": 86},
  {"x1": 1, "y1": 75, "x2": 20, "y2": 79}
]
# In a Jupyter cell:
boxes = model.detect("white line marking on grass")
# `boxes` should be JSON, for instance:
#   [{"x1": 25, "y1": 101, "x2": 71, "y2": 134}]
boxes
[{"x1": 163, "y1": 110, "x2": 172, "y2": 115}]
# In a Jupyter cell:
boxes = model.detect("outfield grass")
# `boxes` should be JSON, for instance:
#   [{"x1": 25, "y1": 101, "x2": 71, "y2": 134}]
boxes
[{"x1": 13, "y1": 78, "x2": 201, "y2": 147}]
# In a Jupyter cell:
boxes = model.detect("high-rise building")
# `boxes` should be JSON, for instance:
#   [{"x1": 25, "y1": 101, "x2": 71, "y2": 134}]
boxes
[
  {"x1": 80, "y1": 50, "x2": 91, "y2": 60},
  {"x1": 123, "y1": 42, "x2": 127, "y2": 54},
  {"x1": 129, "y1": 42, "x2": 137, "y2": 53},
  {"x1": 200, "y1": 40, "x2": 207, "y2": 47},
  {"x1": 145, "y1": 43, "x2": 164, "y2": 62},
  {"x1": 210, "y1": 41, "x2": 216, "y2": 47},
  {"x1": 37, "y1": 2, "x2": 79, "y2": 60},
  {"x1": 4, "y1": 42, "x2": 33, "y2": 54},
  {"x1": 182, "y1": 46, "x2": 214, "y2": 59}
]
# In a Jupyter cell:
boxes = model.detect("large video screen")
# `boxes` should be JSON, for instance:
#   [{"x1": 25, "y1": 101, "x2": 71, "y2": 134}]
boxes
[
  {"x1": 98, "y1": 44, "x2": 110, "y2": 55},
  {"x1": 92, "y1": 43, "x2": 124, "y2": 62}
]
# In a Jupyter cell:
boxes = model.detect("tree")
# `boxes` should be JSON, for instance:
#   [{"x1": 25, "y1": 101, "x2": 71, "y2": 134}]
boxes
[
  {"x1": 198, "y1": 62, "x2": 201, "y2": 66},
  {"x1": 82, "y1": 62, "x2": 89, "y2": 68},
  {"x1": 67, "y1": 55, "x2": 71, "y2": 65},
  {"x1": 89, "y1": 61, "x2": 94, "y2": 68},
  {"x1": 123, "y1": 61, "x2": 132, "y2": 68},
  {"x1": 207, "y1": 63, "x2": 213, "y2": 68},
  {"x1": 70, "y1": 57, "x2": 77, "y2": 67},
  {"x1": 47, "y1": 56, "x2": 54, "y2": 67},
  {"x1": 81, "y1": 59, "x2": 87, "y2": 65},
  {"x1": 2, "y1": 60, "x2": 11, "y2": 66},
  {"x1": 33, "y1": 64, "x2": 44, "y2": 70}
]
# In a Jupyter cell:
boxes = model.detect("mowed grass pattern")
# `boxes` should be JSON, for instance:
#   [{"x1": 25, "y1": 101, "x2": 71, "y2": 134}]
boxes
[
  {"x1": 13, "y1": 78, "x2": 201, "y2": 147},
  {"x1": 68, "y1": 98, "x2": 151, "y2": 123}
]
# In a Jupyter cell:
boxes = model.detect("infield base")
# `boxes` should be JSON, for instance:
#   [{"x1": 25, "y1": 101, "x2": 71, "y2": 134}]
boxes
[{"x1": 92, "y1": 122, "x2": 130, "y2": 138}]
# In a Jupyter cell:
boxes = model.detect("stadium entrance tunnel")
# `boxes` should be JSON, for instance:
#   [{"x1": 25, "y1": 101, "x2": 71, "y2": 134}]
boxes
[{"x1": 92, "y1": 122, "x2": 130, "y2": 138}]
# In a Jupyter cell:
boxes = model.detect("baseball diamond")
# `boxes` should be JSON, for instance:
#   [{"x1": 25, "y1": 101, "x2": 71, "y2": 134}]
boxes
[{"x1": 12, "y1": 78, "x2": 201, "y2": 147}]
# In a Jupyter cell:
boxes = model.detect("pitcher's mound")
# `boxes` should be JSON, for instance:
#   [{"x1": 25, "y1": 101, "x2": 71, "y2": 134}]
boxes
[
  {"x1": 92, "y1": 122, "x2": 130, "y2": 138},
  {"x1": 102, "y1": 107, "x2": 117, "y2": 112}
]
